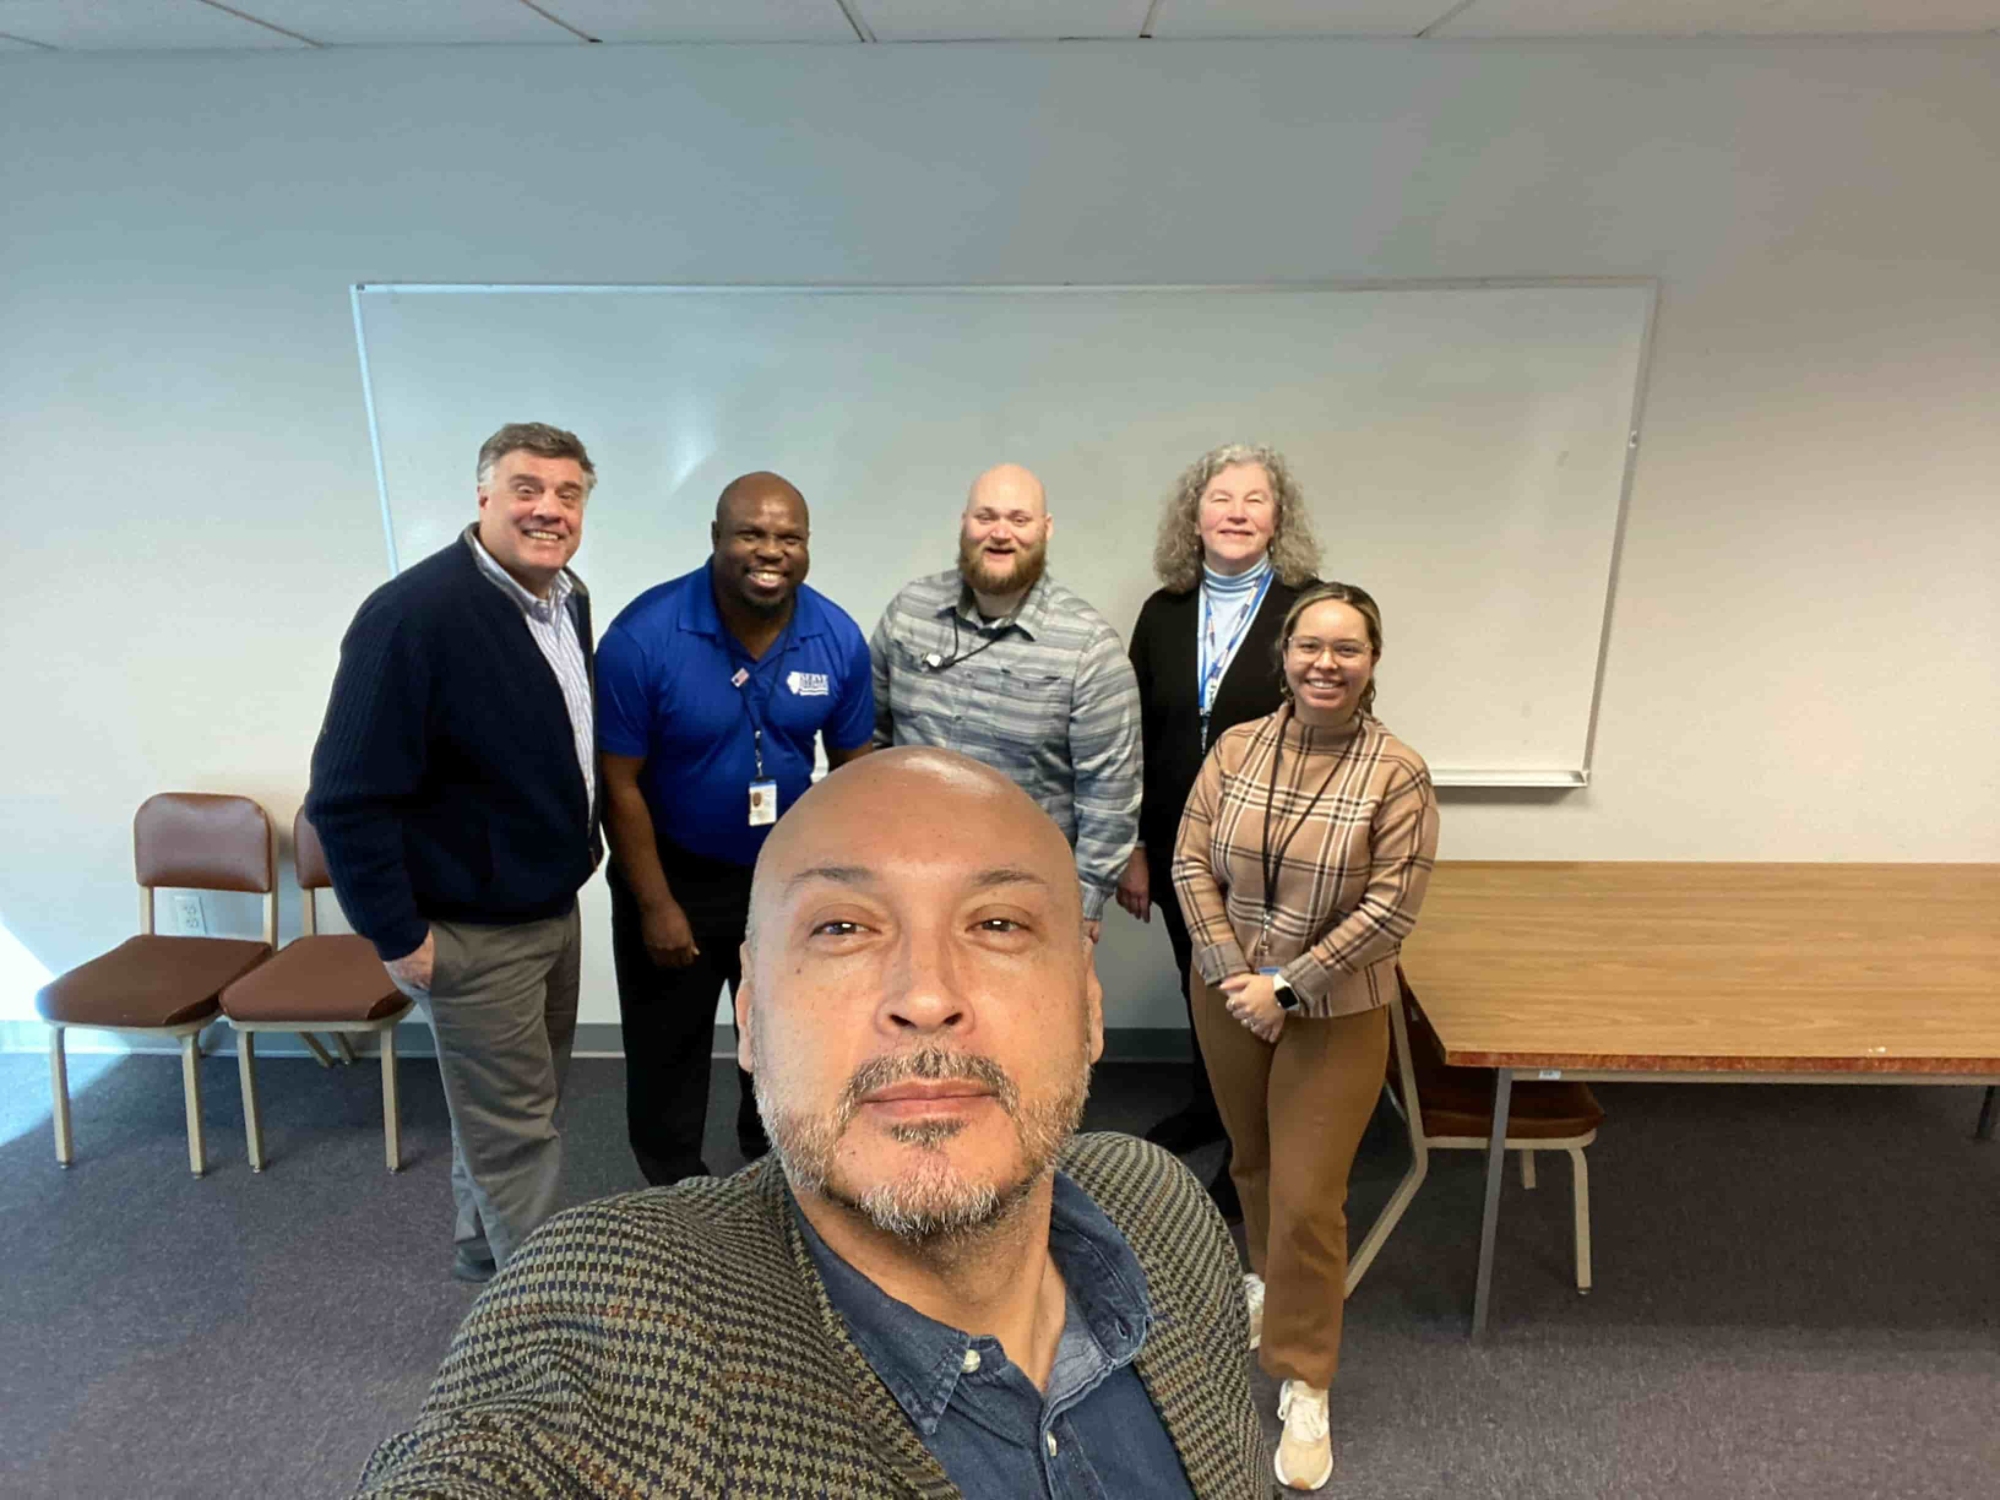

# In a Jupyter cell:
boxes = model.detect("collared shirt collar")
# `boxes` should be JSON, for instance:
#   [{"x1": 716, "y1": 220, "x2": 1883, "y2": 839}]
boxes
[
  {"x1": 937, "y1": 571, "x2": 1052, "y2": 643},
  {"x1": 463, "y1": 524, "x2": 574, "y2": 620},
  {"x1": 794, "y1": 1171, "x2": 1153, "y2": 1438},
  {"x1": 679, "y1": 558, "x2": 821, "y2": 644}
]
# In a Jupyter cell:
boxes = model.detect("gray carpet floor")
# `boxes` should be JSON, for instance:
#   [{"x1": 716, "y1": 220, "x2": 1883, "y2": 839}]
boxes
[{"x1": 0, "y1": 1048, "x2": 1994, "y2": 1498}]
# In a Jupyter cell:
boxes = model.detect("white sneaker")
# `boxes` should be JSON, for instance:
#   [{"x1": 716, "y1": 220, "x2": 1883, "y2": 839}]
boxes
[
  {"x1": 1275, "y1": 1378, "x2": 1333, "y2": 1491},
  {"x1": 1243, "y1": 1272, "x2": 1265, "y2": 1351}
]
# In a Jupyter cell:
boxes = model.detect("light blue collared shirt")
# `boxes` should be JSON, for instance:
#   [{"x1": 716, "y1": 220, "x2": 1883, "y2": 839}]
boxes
[{"x1": 465, "y1": 527, "x2": 595, "y2": 815}]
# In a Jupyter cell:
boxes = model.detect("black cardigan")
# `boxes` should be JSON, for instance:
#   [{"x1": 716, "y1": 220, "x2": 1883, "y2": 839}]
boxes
[
  {"x1": 1127, "y1": 576, "x2": 1314, "y2": 857},
  {"x1": 306, "y1": 538, "x2": 599, "y2": 962}
]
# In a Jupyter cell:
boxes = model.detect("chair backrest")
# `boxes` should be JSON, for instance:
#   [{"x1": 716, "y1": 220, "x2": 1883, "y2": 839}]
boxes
[
  {"x1": 134, "y1": 793, "x2": 273, "y2": 893},
  {"x1": 1397, "y1": 976, "x2": 1455, "y2": 1086},
  {"x1": 293, "y1": 807, "x2": 331, "y2": 890}
]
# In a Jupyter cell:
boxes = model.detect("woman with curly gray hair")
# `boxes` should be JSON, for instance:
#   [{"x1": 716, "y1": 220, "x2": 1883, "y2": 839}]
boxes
[{"x1": 1119, "y1": 443, "x2": 1322, "y2": 1203}]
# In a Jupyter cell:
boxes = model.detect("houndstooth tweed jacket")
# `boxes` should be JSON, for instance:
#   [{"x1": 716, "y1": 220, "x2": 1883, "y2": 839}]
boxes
[{"x1": 355, "y1": 1132, "x2": 1267, "y2": 1498}]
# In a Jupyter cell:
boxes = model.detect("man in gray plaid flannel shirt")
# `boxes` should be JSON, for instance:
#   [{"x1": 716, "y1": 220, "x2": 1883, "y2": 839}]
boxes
[{"x1": 870, "y1": 464, "x2": 1142, "y2": 941}]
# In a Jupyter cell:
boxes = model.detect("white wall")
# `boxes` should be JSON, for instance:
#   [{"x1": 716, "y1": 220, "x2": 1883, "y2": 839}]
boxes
[{"x1": 3, "y1": 37, "x2": 1996, "y2": 1040}]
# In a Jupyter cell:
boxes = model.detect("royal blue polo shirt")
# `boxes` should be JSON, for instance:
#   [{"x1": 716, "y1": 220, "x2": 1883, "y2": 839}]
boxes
[{"x1": 596, "y1": 562, "x2": 874, "y2": 868}]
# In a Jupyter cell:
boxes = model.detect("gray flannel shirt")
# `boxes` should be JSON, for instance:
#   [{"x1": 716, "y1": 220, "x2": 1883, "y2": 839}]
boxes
[{"x1": 870, "y1": 570, "x2": 1141, "y2": 921}]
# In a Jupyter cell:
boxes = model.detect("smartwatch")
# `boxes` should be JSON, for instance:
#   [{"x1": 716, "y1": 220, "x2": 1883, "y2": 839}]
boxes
[{"x1": 1260, "y1": 967, "x2": 1302, "y2": 1012}]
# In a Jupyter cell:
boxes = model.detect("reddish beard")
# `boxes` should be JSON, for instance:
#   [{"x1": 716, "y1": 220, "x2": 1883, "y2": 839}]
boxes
[{"x1": 957, "y1": 531, "x2": 1048, "y2": 600}]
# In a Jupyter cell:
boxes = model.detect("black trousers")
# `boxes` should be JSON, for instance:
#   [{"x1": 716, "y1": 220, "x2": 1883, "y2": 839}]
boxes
[
  {"x1": 608, "y1": 851, "x2": 767, "y2": 1187},
  {"x1": 1148, "y1": 846, "x2": 1219, "y2": 1122}
]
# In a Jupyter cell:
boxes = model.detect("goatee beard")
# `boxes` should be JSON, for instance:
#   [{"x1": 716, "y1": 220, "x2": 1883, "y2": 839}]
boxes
[
  {"x1": 957, "y1": 535, "x2": 1047, "y2": 602},
  {"x1": 757, "y1": 1039, "x2": 1090, "y2": 1251}
]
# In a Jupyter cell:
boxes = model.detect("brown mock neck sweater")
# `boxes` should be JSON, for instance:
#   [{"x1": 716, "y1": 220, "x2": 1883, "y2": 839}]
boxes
[{"x1": 1172, "y1": 707, "x2": 1440, "y2": 1018}]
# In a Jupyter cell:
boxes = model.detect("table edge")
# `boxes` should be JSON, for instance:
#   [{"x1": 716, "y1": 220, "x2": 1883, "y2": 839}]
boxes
[{"x1": 1441, "y1": 1048, "x2": 2000, "y2": 1075}]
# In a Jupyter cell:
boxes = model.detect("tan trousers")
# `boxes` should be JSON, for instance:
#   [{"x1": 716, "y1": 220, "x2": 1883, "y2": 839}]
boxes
[{"x1": 1192, "y1": 975, "x2": 1388, "y2": 1389}]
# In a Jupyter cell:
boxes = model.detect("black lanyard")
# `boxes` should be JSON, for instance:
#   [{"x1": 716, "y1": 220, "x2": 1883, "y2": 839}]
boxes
[
  {"x1": 924, "y1": 608, "x2": 1008, "y2": 673},
  {"x1": 1258, "y1": 706, "x2": 1348, "y2": 942}
]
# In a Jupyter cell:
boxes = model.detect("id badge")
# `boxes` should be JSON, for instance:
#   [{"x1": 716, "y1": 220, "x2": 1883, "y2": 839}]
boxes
[{"x1": 748, "y1": 780, "x2": 779, "y2": 828}]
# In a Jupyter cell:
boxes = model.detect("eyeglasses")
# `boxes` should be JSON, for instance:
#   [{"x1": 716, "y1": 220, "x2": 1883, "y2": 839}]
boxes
[{"x1": 1285, "y1": 638, "x2": 1371, "y2": 663}]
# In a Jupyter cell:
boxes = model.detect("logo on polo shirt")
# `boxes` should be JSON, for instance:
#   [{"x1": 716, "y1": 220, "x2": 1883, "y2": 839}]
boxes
[{"x1": 786, "y1": 671, "x2": 831, "y2": 697}]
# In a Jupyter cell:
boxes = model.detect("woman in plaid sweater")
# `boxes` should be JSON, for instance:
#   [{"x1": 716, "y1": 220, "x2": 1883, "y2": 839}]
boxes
[{"x1": 1171, "y1": 582, "x2": 1440, "y2": 1491}]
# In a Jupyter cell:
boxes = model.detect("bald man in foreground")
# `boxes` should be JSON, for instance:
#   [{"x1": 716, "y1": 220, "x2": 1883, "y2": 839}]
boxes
[
  {"x1": 597, "y1": 472, "x2": 873, "y2": 1186},
  {"x1": 871, "y1": 465, "x2": 1142, "y2": 942},
  {"x1": 356, "y1": 749, "x2": 1265, "y2": 1500}
]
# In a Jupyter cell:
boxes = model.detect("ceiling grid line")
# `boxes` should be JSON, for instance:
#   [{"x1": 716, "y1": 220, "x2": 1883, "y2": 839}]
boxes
[
  {"x1": 3, "y1": 2, "x2": 1999, "y2": 54},
  {"x1": 516, "y1": 0, "x2": 598, "y2": 42},
  {"x1": 834, "y1": 0, "x2": 878, "y2": 42},
  {"x1": 192, "y1": 0, "x2": 322, "y2": 47},
  {"x1": 1418, "y1": 0, "x2": 1485, "y2": 40}
]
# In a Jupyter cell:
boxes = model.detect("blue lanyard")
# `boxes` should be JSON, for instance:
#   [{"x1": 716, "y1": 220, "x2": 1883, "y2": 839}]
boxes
[{"x1": 1199, "y1": 572, "x2": 1273, "y2": 725}]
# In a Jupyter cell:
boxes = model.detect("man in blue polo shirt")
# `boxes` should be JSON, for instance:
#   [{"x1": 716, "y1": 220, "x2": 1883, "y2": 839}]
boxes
[{"x1": 598, "y1": 471, "x2": 874, "y2": 1186}]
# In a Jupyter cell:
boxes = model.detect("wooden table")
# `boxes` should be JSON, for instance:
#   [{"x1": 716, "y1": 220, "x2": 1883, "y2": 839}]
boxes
[{"x1": 1397, "y1": 862, "x2": 2000, "y2": 1337}]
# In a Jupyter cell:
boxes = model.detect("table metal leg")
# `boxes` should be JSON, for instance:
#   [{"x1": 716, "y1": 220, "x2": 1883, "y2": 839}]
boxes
[
  {"x1": 1977, "y1": 1086, "x2": 1997, "y2": 1142},
  {"x1": 1471, "y1": 1067, "x2": 1514, "y2": 1340}
]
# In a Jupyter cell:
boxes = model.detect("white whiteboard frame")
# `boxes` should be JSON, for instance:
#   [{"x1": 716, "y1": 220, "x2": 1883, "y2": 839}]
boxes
[{"x1": 349, "y1": 279, "x2": 1661, "y2": 790}]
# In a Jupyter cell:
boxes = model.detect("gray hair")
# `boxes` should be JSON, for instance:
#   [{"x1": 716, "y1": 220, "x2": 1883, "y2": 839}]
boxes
[
  {"x1": 474, "y1": 422, "x2": 597, "y2": 491},
  {"x1": 1151, "y1": 443, "x2": 1321, "y2": 594}
]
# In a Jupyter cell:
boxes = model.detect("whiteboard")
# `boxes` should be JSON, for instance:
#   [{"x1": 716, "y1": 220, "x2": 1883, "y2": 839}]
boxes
[{"x1": 353, "y1": 282, "x2": 1654, "y2": 785}]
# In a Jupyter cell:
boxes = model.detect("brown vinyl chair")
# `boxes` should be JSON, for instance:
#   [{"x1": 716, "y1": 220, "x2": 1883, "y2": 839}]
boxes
[
  {"x1": 36, "y1": 793, "x2": 276, "y2": 1176},
  {"x1": 219, "y1": 809, "x2": 412, "y2": 1172},
  {"x1": 1374, "y1": 968, "x2": 1604, "y2": 1293}
]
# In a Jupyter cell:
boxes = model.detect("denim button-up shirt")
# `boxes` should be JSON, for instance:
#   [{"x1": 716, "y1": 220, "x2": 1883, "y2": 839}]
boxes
[{"x1": 797, "y1": 1173, "x2": 1196, "y2": 1500}]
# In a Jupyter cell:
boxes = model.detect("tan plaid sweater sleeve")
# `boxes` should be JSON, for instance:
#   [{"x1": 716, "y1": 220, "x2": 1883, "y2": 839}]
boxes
[{"x1": 1171, "y1": 709, "x2": 1439, "y2": 1019}]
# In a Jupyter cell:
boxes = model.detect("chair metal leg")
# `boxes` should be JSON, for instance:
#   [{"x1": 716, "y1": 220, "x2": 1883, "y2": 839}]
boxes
[
  {"x1": 1471, "y1": 1068, "x2": 1513, "y2": 1340},
  {"x1": 1977, "y1": 1086, "x2": 1996, "y2": 1142},
  {"x1": 332, "y1": 1032, "x2": 357, "y2": 1065},
  {"x1": 1568, "y1": 1146, "x2": 1593, "y2": 1293},
  {"x1": 238, "y1": 1032, "x2": 264, "y2": 1173},
  {"x1": 300, "y1": 1032, "x2": 336, "y2": 1068},
  {"x1": 50, "y1": 1026, "x2": 74, "y2": 1167},
  {"x1": 1520, "y1": 1149, "x2": 1537, "y2": 1190},
  {"x1": 181, "y1": 1033, "x2": 207, "y2": 1178},
  {"x1": 1348, "y1": 1150, "x2": 1429, "y2": 1295},
  {"x1": 381, "y1": 1026, "x2": 402, "y2": 1173},
  {"x1": 1349, "y1": 992, "x2": 1433, "y2": 1293},
  {"x1": 1378, "y1": 1079, "x2": 1408, "y2": 1125}
]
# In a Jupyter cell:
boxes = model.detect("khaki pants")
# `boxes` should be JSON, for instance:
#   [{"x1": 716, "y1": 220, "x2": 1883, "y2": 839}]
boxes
[
  {"x1": 1191, "y1": 974, "x2": 1388, "y2": 1389},
  {"x1": 399, "y1": 907, "x2": 580, "y2": 1269}
]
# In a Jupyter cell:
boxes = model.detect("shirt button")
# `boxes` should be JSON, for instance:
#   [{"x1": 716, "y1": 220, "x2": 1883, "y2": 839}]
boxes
[
  {"x1": 960, "y1": 1349, "x2": 981, "y2": 1374},
  {"x1": 1045, "y1": 1433, "x2": 1058, "y2": 1458}
]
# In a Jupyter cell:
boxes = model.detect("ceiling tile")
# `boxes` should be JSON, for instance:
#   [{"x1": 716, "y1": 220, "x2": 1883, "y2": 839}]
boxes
[
  {"x1": 1434, "y1": 0, "x2": 2000, "y2": 38},
  {"x1": 1149, "y1": 1, "x2": 1459, "y2": 38},
  {"x1": 0, "y1": 1, "x2": 309, "y2": 50},
  {"x1": 543, "y1": 0, "x2": 859, "y2": 42},
  {"x1": 224, "y1": 1, "x2": 576, "y2": 46},
  {"x1": 854, "y1": 0, "x2": 1153, "y2": 42}
]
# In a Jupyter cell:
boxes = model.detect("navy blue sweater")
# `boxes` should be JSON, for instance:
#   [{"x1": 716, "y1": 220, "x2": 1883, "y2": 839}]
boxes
[{"x1": 307, "y1": 537, "x2": 598, "y2": 962}]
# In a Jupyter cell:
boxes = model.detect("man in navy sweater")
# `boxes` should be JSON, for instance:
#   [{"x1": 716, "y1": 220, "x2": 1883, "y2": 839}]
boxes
[{"x1": 308, "y1": 422, "x2": 601, "y2": 1282}]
